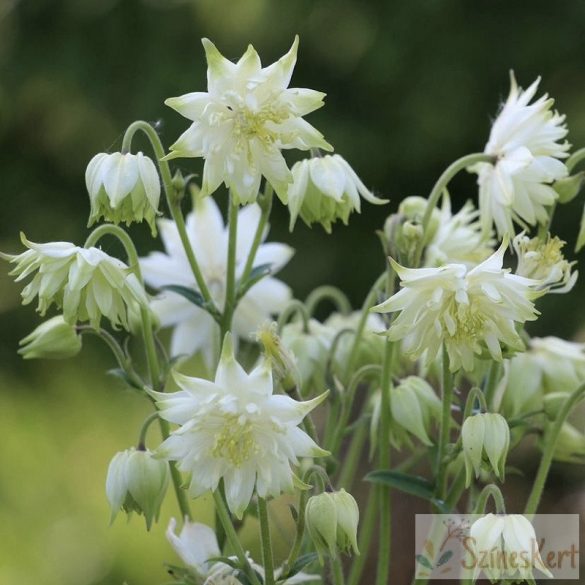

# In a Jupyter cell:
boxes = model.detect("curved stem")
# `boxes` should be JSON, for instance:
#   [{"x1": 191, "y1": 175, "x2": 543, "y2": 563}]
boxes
[
  {"x1": 84, "y1": 224, "x2": 140, "y2": 269},
  {"x1": 473, "y1": 484, "x2": 506, "y2": 514},
  {"x1": 258, "y1": 498, "x2": 275, "y2": 585},
  {"x1": 524, "y1": 382, "x2": 585, "y2": 517},
  {"x1": 213, "y1": 490, "x2": 261, "y2": 585},
  {"x1": 328, "y1": 364, "x2": 382, "y2": 454},
  {"x1": 121, "y1": 120, "x2": 216, "y2": 307},
  {"x1": 277, "y1": 300, "x2": 310, "y2": 333},
  {"x1": 221, "y1": 196, "x2": 239, "y2": 338},
  {"x1": 137, "y1": 411, "x2": 160, "y2": 450},
  {"x1": 567, "y1": 147, "x2": 585, "y2": 173},
  {"x1": 305, "y1": 285, "x2": 352, "y2": 317},
  {"x1": 376, "y1": 339, "x2": 395, "y2": 585},
  {"x1": 413, "y1": 153, "x2": 496, "y2": 267},
  {"x1": 435, "y1": 348, "x2": 455, "y2": 500},
  {"x1": 241, "y1": 185, "x2": 273, "y2": 283},
  {"x1": 463, "y1": 387, "x2": 488, "y2": 420}
]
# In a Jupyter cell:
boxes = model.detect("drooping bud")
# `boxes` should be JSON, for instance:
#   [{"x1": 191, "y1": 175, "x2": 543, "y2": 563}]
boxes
[
  {"x1": 105, "y1": 447, "x2": 169, "y2": 530},
  {"x1": 461, "y1": 413, "x2": 510, "y2": 487},
  {"x1": 553, "y1": 172, "x2": 585, "y2": 204},
  {"x1": 86, "y1": 152, "x2": 161, "y2": 235},
  {"x1": 305, "y1": 489, "x2": 360, "y2": 563},
  {"x1": 286, "y1": 154, "x2": 387, "y2": 233},
  {"x1": 18, "y1": 315, "x2": 82, "y2": 360},
  {"x1": 513, "y1": 232, "x2": 577, "y2": 293},
  {"x1": 255, "y1": 321, "x2": 300, "y2": 390},
  {"x1": 544, "y1": 421, "x2": 585, "y2": 464}
]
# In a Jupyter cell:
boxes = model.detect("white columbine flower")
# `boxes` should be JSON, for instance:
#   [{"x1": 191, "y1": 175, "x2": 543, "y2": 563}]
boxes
[
  {"x1": 286, "y1": 154, "x2": 386, "y2": 232},
  {"x1": 167, "y1": 517, "x2": 319, "y2": 584},
  {"x1": 513, "y1": 232, "x2": 577, "y2": 293},
  {"x1": 85, "y1": 151, "x2": 161, "y2": 235},
  {"x1": 472, "y1": 72, "x2": 569, "y2": 238},
  {"x1": 469, "y1": 514, "x2": 552, "y2": 581},
  {"x1": 2, "y1": 235, "x2": 148, "y2": 330},
  {"x1": 372, "y1": 244, "x2": 540, "y2": 371},
  {"x1": 164, "y1": 36, "x2": 331, "y2": 204},
  {"x1": 424, "y1": 195, "x2": 494, "y2": 268},
  {"x1": 140, "y1": 196, "x2": 293, "y2": 367},
  {"x1": 153, "y1": 334, "x2": 328, "y2": 518}
]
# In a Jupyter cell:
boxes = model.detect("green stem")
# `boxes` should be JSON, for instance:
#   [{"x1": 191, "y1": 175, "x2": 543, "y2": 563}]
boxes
[
  {"x1": 258, "y1": 498, "x2": 275, "y2": 585},
  {"x1": 524, "y1": 382, "x2": 585, "y2": 517},
  {"x1": 283, "y1": 488, "x2": 309, "y2": 574},
  {"x1": 343, "y1": 272, "x2": 387, "y2": 382},
  {"x1": 337, "y1": 416, "x2": 369, "y2": 490},
  {"x1": 483, "y1": 361, "x2": 501, "y2": 411},
  {"x1": 331, "y1": 558, "x2": 346, "y2": 585},
  {"x1": 137, "y1": 411, "x2": 160, "y2": 450},
  {"x1": 473, "y1": 484, "x2": 506, "y2": 514},
  {"x1": 221, "y1": 196, "x2": 239, "y2": 338},
  {"x1": 121, "y1": 120, "x2": 216, "y2": 308},
  {"x1": 328, "y1": 364, "x2": 381, "y2": 453},
  {"x1": 241, "y1": 185, "x2": 273, "y2": 283},
  {"x1": 435, "y1": 348, "x2": 454, "y2": 500},
  {"x1": 213, "y1": 490, "x2": 261, "y2": 585},
  {"x1": 305, "y1": 285, "x2": 352, "y2": 317},
  {"x1": 567, "y1": 147, "x2": 585, "y2": 173},
  {"x1": 463, "y1": 386, "x2": 488, "y2": 420},
  {"x1": 348, "y1": 487, "x2": 378, "y2": 585},
  {"x1": 277, "y1": 300, "x2": 310, "y2": 333},
  {"x1": 376, "y1": 339, "x2": 395, "y2": 585},
  {"x1": 413, "y1": 153, "x2": 496, "y2": 266}
]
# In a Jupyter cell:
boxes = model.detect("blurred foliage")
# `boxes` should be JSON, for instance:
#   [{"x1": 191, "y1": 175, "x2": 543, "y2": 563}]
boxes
[{"x1": 2, "y1": 0, "x2": 585, "y2": 583}]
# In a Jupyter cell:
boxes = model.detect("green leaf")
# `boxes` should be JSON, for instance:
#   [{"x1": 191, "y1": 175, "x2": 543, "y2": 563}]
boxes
[
  {"x1": 286, "y1": 553, "x2": 319, "y2": 578},
  {"x1": 437, "y1": 550, "x2": 454, "y2": 566},
  {"x1": 416, "y1": 555, "x2": 434, "y2": 570},
  {"x1": 236, "y1": 263, "x2": 272, "y2": 299},
  {"x1": 161, "y1": 285, "x2": 221, "y2": 321},
  {"x1": 106, "y1": 368, "x2": 142, "y2": 390},
  {"x1": 365, "y1": 470, "x2": 451, "y2": 512}
]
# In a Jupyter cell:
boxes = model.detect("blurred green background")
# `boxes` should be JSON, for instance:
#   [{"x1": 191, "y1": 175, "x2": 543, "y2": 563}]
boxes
[{"x1": 1, "y1": 0, "x2": 585, "y2": 583}]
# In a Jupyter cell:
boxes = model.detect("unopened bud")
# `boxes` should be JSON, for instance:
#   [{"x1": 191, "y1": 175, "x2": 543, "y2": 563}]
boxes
[
  {"x1": 553, "y1": 172, "x2": 585, "y2": 204},
  {"x1": 18, "y1": 315, "x2": 82, "y2": 360},
  {"x1": 255, "y1": 321, "x2": 300, "y2": 390}
]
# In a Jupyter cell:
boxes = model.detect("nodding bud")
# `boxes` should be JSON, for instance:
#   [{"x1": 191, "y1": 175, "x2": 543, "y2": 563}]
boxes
[
  {"x1": 18, "y1": 315, "x2": 82, "y2": 360},
  {"x1": 305, "y1": 489, "x2": 360, "y2": 563}
]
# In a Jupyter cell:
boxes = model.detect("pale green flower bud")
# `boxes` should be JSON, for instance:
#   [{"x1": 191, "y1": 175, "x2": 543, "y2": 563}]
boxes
[
  {"x1": 545, "y1": 421, "x2": 585, "y2": 464},
  {"x1": 398, "y1": 195, "x2": 440, "y2": 242},
  {"x1": 461, "y1": 413, "x2": 510, "y2": 487},
  {"x1": 86, "y1": 152, "x2": 161, "y2": 235},
  {"x1": 305, "y1": 489, "x2": 359, "y2": 563},
  {"x1": 280, "y1": 318, "x2": 332, "y2": 391},
  {"x1": 513, "y1": 232, "x2": 577, "y2": 293},
  {"x1": 255, "y1": 321, "x2": 300, "y2": 390},
  {"x1": 106, "y1": 447, "x2": 169, "y2": 530},
  {"x1": 287, "y1": 154, "x2": 386, "y2": 233},
  {"x1": 390, "y1": 376, "x2": 442, "y2": 446},
  {"x1": 18, "y1": 315, "x2": 82, "y2": 360}
]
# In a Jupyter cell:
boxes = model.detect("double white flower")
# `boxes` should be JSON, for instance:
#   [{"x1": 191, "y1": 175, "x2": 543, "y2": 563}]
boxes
[
  {"x1": 2, "y1": 235, "x2": 148, "y2": 330},
  {"x1": 472, "y1": 73, "x2": 569, "y2": 238},
  {"x1": 165, "y1": 37, "x2": 331, "y2": 204},
  {"x1": 153, "y1": 334, "x2": 328, "y2": 518},
  {"x1": 140, "y1": 196, "x2": 293, "y2": 366},
  {"x1": 373, "y1": 245, "x2": 540, "y2": 371}
]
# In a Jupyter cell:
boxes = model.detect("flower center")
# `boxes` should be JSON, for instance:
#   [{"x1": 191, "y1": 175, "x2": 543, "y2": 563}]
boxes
[
  {"x1": 452, "y1": 302, "x2": 486, "y2": 342},
  {"x1": 211, "y1": 415, "x2": 257, "y2": 466}
]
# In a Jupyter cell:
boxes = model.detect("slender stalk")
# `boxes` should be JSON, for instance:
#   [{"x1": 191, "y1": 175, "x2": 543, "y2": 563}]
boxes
[
  {"x1": 463, "y1": 386, "x2": 488, "y2": 420},
  {"x1": 241, "y1": 185, "x2": 273, "y2": 283},
  {"x1": 348, "y1": 488, "x2": 378, "y2": 585},
  {"x1": 524, "y1": 382, "x2": 585, "y2": 516},
  {"x1": 277, "y1": 300, "x2": 310, "y2": 333},
  {"x1": 283, "y1": 488, "x2": 309, "y2": 574},
  {"x1": 121, "y1": 120, "x2": 216, "y2": 308},
  {"x1": 483, "y1": 361, "x2": 501, "y2": 411},
  {"x1": 331, "y1": 558, "x2": 346, "y2": 585},
  {"x1": 221, "y1": 196, "x2": 239, "y2": 338},
  {"x1": 338, "y1": 416, "x2": 369, "y2": 490},
  {"x1": 413, "y1": 153, "x2": 496, "y2": 266},
  {"x1": 376, "y1": 339, "x2": 395, "y2": 585},
  {"x1": 213, "y1": 490, "x2": 261, "y2": 585},
  {"x1": 435, "y1": 348, "x2": 454, "y2": 500},
  {"x1": 473, "y1": 484, "x2": 506, "y2": 514},
  {"x1": 258, "y1": 498, "x2": 275, "y2": 585},
  {"x1": 305, "y1": 285, "x2": 352, "y2": 317},
  {"x1": 137, "y1": 411, "x2": 160, "y2": 450}
]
